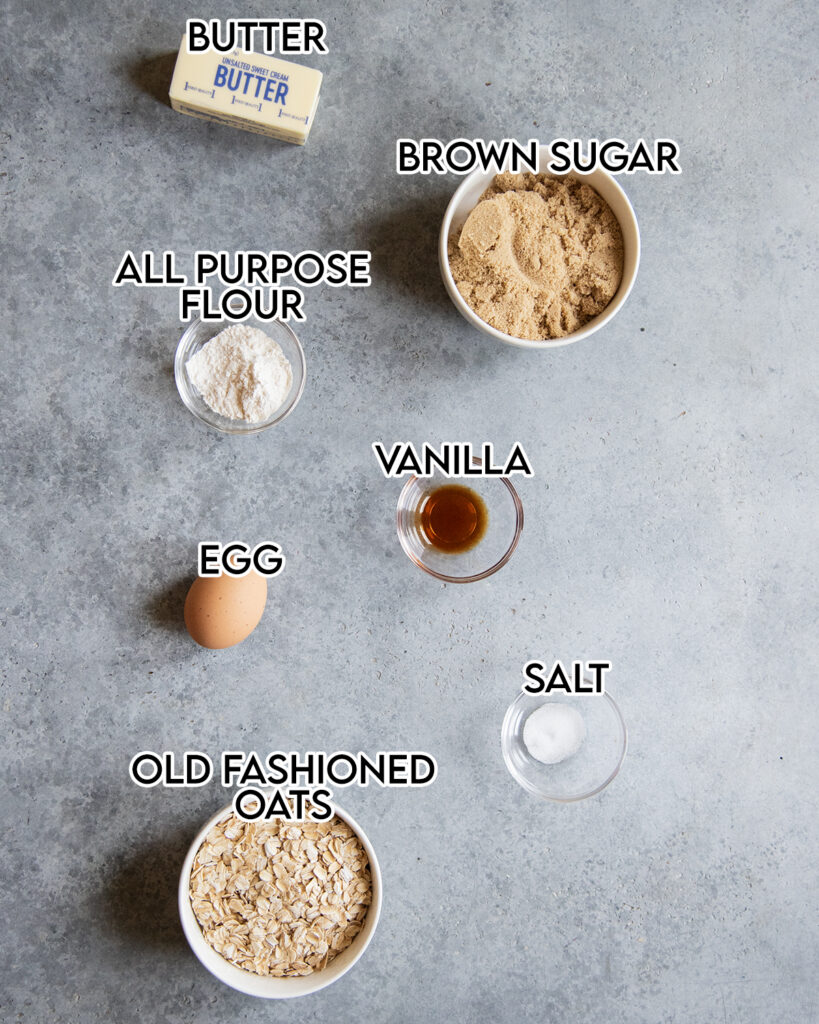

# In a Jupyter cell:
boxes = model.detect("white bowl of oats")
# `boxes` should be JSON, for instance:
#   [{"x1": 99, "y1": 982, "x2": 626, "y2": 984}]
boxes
[{"x1": 179, "y1": 801, "x2": 382, "y2": 998}]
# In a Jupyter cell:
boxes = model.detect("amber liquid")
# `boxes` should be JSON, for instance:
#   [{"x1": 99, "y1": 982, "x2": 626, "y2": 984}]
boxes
[{"x1": 419, "y1": 484, "x2": 489, "y2": 553}]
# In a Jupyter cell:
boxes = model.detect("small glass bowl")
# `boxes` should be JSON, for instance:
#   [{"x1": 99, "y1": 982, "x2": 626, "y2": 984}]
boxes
[
  {"x1": 174, "y1": 316, "x2": 306, "y2": 435},
  {"x1": 501, "y1": 689, "x2": 627, "y2": 802},
  {"x1": 396, "y1": 459, "x2": 523, "y2": 583}
]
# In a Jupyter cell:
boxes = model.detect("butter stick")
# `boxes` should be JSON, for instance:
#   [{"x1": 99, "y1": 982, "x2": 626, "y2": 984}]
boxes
[{"x1": 169, "y1": 37, "x2": 322, "y2": 145}]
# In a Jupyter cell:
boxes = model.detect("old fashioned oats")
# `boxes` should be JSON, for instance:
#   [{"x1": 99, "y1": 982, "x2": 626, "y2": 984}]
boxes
[{"x1": 189, "y1": 812, "x2": 372, "y2": 977}]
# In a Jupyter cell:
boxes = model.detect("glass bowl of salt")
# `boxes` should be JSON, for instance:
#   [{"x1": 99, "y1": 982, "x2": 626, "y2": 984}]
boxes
[{"x1": 501, "y1": 688, "x2": 627, "y2": 802}]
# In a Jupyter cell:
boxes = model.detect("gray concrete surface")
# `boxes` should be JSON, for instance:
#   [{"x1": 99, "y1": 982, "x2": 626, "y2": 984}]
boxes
[{"x1": 2, "y1": 1, "x2": 817, "y2": 1021}]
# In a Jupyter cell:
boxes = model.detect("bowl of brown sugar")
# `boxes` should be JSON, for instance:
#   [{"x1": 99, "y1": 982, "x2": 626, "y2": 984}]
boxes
[{"x1": 439, "y1": 145, "x2": 640, "y2": 348}]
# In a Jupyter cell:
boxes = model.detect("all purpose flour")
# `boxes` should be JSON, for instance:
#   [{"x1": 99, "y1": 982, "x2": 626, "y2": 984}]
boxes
[{"x1": 186, "y1": 325, "x2": 293, "y2": 423}]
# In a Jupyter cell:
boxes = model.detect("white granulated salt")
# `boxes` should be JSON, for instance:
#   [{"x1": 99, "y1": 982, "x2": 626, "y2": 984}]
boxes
[
  {"x1": 186, "y1": 325, "x2": 293, "y2": 423},
  {"x1": 523, "y1": 703, "x2": 586, "y2": 765}
]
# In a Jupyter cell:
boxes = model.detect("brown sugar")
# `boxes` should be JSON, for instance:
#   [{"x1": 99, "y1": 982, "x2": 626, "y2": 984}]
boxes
[{"x1": 448, "y1": 172, "x2": 624, "y2": 341}]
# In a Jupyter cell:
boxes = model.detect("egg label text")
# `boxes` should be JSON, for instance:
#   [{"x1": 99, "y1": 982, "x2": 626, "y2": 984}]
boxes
[
  {"x1": 523, "y1": 660, "x2": 612, "y2": 695},
  {"x1": 198, "y1": 541, "x2": 284, "y2": 578}
]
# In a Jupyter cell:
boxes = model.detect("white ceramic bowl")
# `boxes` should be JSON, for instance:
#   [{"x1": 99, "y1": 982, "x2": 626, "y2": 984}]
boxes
[
  {"x1": 439, "y1": 144, "x2": 640, "y2": 348},
  {"x1": 179, "y1": 800, "x2": 382, "y2": 998}
]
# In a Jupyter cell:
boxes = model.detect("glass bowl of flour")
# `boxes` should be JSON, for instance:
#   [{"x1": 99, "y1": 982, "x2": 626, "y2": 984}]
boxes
[{"x1": 175, "y1": 316, "x2": 306, "y2": 435}]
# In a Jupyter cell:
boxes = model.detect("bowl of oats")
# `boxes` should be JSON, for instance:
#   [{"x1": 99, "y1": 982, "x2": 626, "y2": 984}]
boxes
[{"x1": 178, "y1": 801, "x2": 381, "y2": 998}]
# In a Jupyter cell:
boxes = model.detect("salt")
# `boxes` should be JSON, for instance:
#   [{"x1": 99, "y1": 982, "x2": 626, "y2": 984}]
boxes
[{"x1": 523, "y1": 703, "x2": 586, "y2": 765}]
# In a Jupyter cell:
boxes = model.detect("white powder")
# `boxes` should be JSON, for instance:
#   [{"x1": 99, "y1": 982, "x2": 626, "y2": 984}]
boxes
[
  {"x1": 523, "y1": 703, "x2": 586, "y2": 765},
  {"x1": 186, "y1": 325, "x2": 293, "y2": 423}
]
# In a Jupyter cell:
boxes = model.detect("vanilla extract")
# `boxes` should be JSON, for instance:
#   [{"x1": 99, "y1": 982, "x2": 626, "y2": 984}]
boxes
[{"x1": 418, "y1": 484, "x2": 489, "y2": 554}]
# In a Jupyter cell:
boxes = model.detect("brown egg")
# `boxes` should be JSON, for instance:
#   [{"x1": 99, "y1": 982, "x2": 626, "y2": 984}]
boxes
[{"x1": 184, "y1": 571, "x2": 268, "y2": 649}]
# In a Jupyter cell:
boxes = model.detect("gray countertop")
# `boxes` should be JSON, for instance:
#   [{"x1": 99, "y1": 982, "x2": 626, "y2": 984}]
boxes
[{"x1": 2, "y1": 1, "x2": 817, "y2": 1021}]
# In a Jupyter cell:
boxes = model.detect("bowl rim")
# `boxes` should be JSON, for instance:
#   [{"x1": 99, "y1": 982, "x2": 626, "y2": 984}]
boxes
[
  {"x1": 395, "y1": 461, "x2": 524, "y2": 583},
  {"x1": 501, "y1": 688, "x2": 628, "y2": 802},
  {"x1": 439, "y1": 144, "x2": 641, "y2": 349},
  {"x1": 178, "y1": 797, "x2": 382, "y2": 998},
  {"x1": 174, "y1": 317, "x2": 307, "y2": 435}
]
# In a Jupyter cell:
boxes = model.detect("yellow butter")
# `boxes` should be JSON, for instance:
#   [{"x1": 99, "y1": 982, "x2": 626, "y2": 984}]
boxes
[{"x1": 169, "y1": 38, "x2": 322, "y2": 145}]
